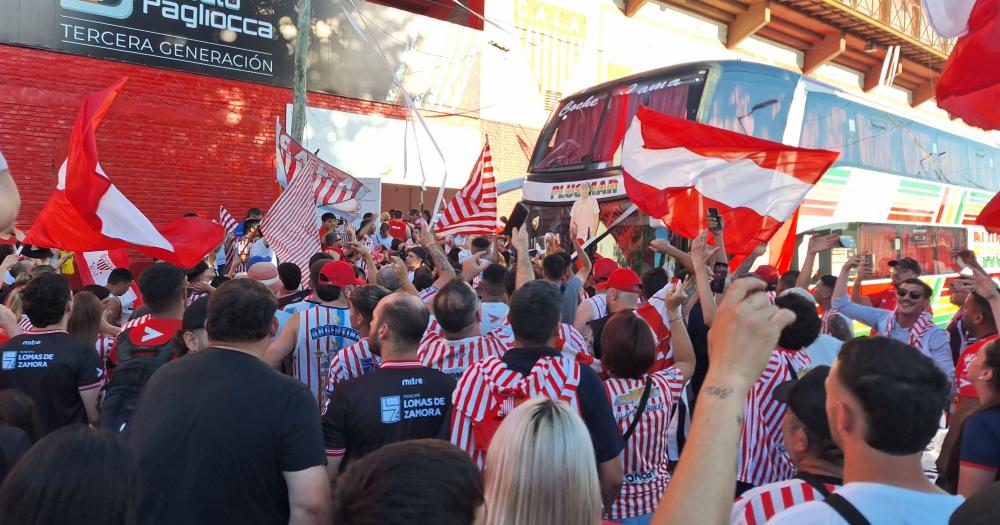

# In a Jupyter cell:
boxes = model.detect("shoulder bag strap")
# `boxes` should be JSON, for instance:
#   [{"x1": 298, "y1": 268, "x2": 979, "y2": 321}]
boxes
[
  {"x1": 622, "y1": 376, "x2": 654, "y2": 441},
  {"x1": 795, "y1": 472, "x2": 833, "y2": 498},
  {"x1": 823, "y1": 494, "x2": 872, "y2": 525}
]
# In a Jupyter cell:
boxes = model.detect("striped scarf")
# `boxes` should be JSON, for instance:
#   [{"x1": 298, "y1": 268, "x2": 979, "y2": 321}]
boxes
[
  {"x1": 820, "y1": 309, "x2": 842, "y2": 335},
  {"x1": 882, "y1": 309, "x2": 935, "y2": 353}
]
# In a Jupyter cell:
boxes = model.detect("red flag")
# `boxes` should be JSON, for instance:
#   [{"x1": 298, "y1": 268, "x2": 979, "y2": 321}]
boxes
[
  {"x1": 976, "y1": 191, "x2": 1000, "y2": 234},
  {"x1": 927, "y1": 0, "x2": 1000, "y2": 130},
  {"x1": 23, "y1": 79, "x2": 222, "y2": 268},
  {"x1": 767, "y1": 208, "x2": 799, "y2": 273},
  {"x1": 621, "y1": 106, "x2": 838, "y2": 257},
  {"x1": 434, "y1": 140, "x2": 498, "y2": 236},
  {"x1": 76, "y1": 249, "x2": 140, "y2": 306}
]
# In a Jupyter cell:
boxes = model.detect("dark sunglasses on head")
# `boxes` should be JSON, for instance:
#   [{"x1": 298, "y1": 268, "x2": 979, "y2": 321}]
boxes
[{"x1": 896, "y1": 289, "x2": 925, "y2": 300}]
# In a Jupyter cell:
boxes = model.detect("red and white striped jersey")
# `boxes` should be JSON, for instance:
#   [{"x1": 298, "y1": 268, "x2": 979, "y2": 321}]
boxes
[
  {"x1": 95, "y1": 335, "x2": 114, "y2": 369},
  {"x1": 325, "y1": 338, "x2": 380, "y2": 398},
  {"x1": 730, "y1": 477, "x2": 840, "y2": 525},
  {"x1": 17, "y1": 316, "x2": 32, "y2": 332},
  {"x1": 583, "y1": 293, "x2": 608, "y2": 320},
  {"x1": 451, "y1": 355, "x2": 581, "y2": 468},
  {"x1": 737, "y1": 349, "x2": 813, "y2": 486},
  {"x1": 488, "y1": 319, "x2": 590, "y2": 362},
  {"x1": 418, "y1": 324, "x2": 506, "y2": 380},
  {"x1": 604, "y1": 368, "x2": 687, "y2": 520},
  {"x1": 419, "y1": 286, "x2": 439, "y2": 305},
  {"x1": 122, "y1": 315, "x2": 150, "y2": 330},
  {"x1": 293, "y1": 305, "x2": 360, "y2": 406}
]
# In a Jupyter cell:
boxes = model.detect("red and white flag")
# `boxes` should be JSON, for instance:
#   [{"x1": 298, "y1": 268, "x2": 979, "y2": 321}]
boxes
[
  {"x1": 262, "y1": 154, "x2": 319, "y2": 286},
  {"x1": 23, "y1": 79, "x2": 223, "y2": 268},
  {"x1": 75, "y1": 248, "x2": 139, "y2": 306},
  {"x1": 925, "y1": 0, "x2": 1000, "y2": 130},
  {"x1": 621, "y1": 106, "x2": 838, "y2": 258},
  {"x1": 275, "y1": 122, "x2": 369, "y2": 210},
  {"x1": 434, "y1": 140, "x2": 498, "y2": 235},
  {"x1": 976, "y1": 191, "x2": 1000, "y2": 235},
  {"x1": 218, "y1": 205, "x2": 238, "y2": 235}
]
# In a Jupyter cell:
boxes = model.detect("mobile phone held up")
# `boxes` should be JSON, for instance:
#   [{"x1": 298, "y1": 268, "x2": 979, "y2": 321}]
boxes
[
  {"x1": 706, "y1": 207, "x2": 722, "y2": 232},
  {"x1": 503, "y1": 202, "x2": 529, "y2": 237}
]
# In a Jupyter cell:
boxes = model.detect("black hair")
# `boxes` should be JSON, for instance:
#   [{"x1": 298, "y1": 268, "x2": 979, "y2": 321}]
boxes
[
  {"x1": 641, "y1": 268, "x2": 669, "y2": 301},
  {"x1": 277, "y1": 262, "x2": 302, "y2": 291},
  {"x1": 185, "y1": 261, "x2": 210, "y2": 282},
  {"x1": 332, "y1": 439, "x2": 483, "y2": 525},
  {"x1": 433, "y1": 280, "x2": 479, "y2": 333},
  {"x1": 350, "y1": 285, "x2": 391, "y2": 324},
  {"x1": 316, "y1": 285, "x2": 341, "y2": 302},
  {"x1": 835, "y1": 336, "x2": 950, "y2": 455},
  {"x1": 802, "y1": 423, "x2": 844, "y2": 466},
  {"x1": 0, "y1": 425, "x2": 138, "y2": 525},
  {"x1": 321, "y1": 212, "x2": 336, "y2": 222},
  {"x1": 246, "y1": 207, "x2": 263, "y2": 218},
  {"x1": 209, "y1": 275, "x2": 230, "y2": 288},
  {"x1": 378, "y1": 294, "x2": 430, "y2": 346},
  {"x1": 205, "y1": 279, "x2": 278, "y2": 343},
  {"x1": 817, "y1": 274, "x2": 837, "y2": 289},
  {"x1": 106, "y1": 268, "x2": 134, "y2": 287},
  {"x1": 509, "y1": 280, "x2": 561, "y2": 346},
  {"x1": 409, "y1": 208, "x2": 420, "y2": 216},
  {"x1": 480, "y1": 264, "x2": 507, "y2": 297},
  {"x1": 471, "y1": 236, "x2": 490, "y2": 252},
  {"x1": 138, "y1": 263, "x2": 186, "y2": 315},
  {"x1": 308, "y1": 255, "x2": 335, "y2": 287},
  {"x1": 970, "y1": 291, "x2": 998, "y2": 332},
  {"x1": 77, "y1": 285, "x2": 111, "y2": 301},
  {"x1": 391, "y1": 209, "x2": 404, "y2": 219},
  {"x1": 0, "y1": 390, "x2": 43, "y2": 443},
  {"x1": 412, "y1": 269, "x2": 434, "y2": 293},
  {"x1": 447, "y1": 247, "x2": 462, "y2": 266},
  {"x1": 542, "y1": 254, "x2": 567, "y2": 280},
  {"x1": 21, "y1": 273, "x2": 70, "y2": 328},
  {"x1": 503, "y1": 268, "x2": 517, "y2": 297},
  {"x1": 779, "y1": 270, "x2": 800, "y2": 290},
  {"x1": 898, "y1": 278, "x2": 933, "y2": 299},
  {"x1": 0, "y1": 245, "x2": 14, "y2": 260},
  {"x1": 774, "y1": 294, "x2": 821, "y2": 350}
]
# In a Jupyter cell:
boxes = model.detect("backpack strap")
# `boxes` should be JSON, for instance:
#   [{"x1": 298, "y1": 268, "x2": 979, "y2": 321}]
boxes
[
  {"x1": 823, "y1": 494, "x2": 871, "y2": 525},
  {"x1": 622, "y1": 376, "x2": 654, "y2": 441}
]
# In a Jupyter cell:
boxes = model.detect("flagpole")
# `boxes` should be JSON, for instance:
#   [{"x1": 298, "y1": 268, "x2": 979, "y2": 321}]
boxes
[{"x1": 290, "y1": 0, "x2": 311, "y2": 143}]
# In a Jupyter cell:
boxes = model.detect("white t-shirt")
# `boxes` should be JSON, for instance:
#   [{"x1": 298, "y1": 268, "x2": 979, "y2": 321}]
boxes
[
  {"x1": 767, "y1": 482, "x2": 964, "y2": 525},
  {"x1": 803, "y1": 334, "x2": 843, "y2": 368},
  {"x1": 480, "y1": 302, "x2": 509, "y2": 335}
]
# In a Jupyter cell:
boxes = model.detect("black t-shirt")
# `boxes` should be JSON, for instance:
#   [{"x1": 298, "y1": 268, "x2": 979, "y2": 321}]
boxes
[
  {"x1": 322, "y1": 360, "x2": 455, "y2": 471},
  {"x1": 686, "y1": 302, "x2": 711, "y2": 399},
  {"x1": 128, "y1": 347, "x2": 326, "y2": 525},
  {"x1": 502, "y1": 347, "x2": 624, "y2": 463},
  {"x1": 0, "y1": 330, "x2": 102, "y2": 435}
]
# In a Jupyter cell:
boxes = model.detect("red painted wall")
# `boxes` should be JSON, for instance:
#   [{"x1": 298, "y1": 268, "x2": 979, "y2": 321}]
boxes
[{"x1": 0, "y1": 44, "x2": 410, "y2": 231}]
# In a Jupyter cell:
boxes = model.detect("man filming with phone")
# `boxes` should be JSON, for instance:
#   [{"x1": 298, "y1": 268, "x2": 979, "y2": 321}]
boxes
[{"x1": 831, "y1": 253, "x2": 954, "y2": 382}]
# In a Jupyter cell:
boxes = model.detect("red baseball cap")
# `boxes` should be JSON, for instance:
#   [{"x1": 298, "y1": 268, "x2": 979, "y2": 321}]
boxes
[
  {"x1": 596, "y1": 268, "x2": 642, "y2": 293},
  {"x1": 593, "y1": 257, "x2": 619, "y2": 281},
  {"x1": 752, "y1": 265, "x2": 780, "y2": 286},
  {"x1": 318, "y1": 261, "x2": 365, "y2": 288}
]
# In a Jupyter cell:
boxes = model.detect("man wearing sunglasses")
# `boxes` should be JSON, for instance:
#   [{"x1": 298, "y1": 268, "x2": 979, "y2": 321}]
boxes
[{"x1": 831, "y1": 253, "x2": 954, "y2": 384}]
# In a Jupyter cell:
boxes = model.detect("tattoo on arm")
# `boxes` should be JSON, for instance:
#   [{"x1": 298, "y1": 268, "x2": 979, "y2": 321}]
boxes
[
  {"x1": 426, "y1": 244, "x2": 453, "y2": 276},
  {"x1": 703, "y1": 386, "x2": 734, "y2": 399},
  {"x1": 734, "y1": 255, "x2": 758, "y2": 277}
]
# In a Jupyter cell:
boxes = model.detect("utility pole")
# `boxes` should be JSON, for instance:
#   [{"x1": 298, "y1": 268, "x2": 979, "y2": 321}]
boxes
[{"x1": 290, "y1": 0, "x2": 311, "y2": 143}]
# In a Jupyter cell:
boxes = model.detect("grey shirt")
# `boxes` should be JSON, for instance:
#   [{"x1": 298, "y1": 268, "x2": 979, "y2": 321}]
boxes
[
  {"x1": 559, "y1": 276, "x2": 584, "y2": 324},
  {"x1": 832, "y1": 295, "x2": 955, "y2": 384}
]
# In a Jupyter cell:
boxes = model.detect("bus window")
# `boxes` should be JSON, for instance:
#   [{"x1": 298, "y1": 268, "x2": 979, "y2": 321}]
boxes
[
  {"x1": 534, "y1": 93, "x2": 609, "y2": 170},
  {"x1": 968, "y1": 145, "x2": 995, "y2": 190},
  {"x1": 901, "y1": 225, "x2": 936, "y2": 275},
  {"x1": 855, "y1": 108, "x2": 900, "y2": 173},
  {"x1": 858, "y1": 223, "x2": 897, "y2": 278},
  {"x1": 704, "y1": 70, "x2": 795, "y2": 141},
  {"x1": 590, "y1": 74, "x2": 703, "y2": 166},
  {"x1": 934, "y1": 132, "x2": 969, "y2": 186},
  {"x1": 900, "y1": 122, "x2": 937, "y2": 179},
  {"x1": 800, "y1": 93, "x2": 856, "y2": 165}
]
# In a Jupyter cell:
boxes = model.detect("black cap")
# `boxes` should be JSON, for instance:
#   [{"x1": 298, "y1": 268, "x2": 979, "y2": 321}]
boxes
[
  {"x1": 182, "y1": 296, "x2": 209, "y2": 331},
  {"x1": 888, "y1": 257, "x2": 921, "y2": 275},
  {"x1": 772, "y1": 365, "x2": 832, "y2": 440}
]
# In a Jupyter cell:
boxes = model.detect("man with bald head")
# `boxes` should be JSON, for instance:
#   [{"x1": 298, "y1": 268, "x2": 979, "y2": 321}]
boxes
[{"x1": 321, "y1": 292, "x2": 454, "y2": 485}]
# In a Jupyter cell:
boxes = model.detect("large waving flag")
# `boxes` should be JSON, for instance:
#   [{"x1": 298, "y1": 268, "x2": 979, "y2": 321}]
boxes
[
  {"x1": 925, "y1": 0, "x2": 1000, "y2": 130},
  {"x1": 23, "y1": 79, "x2": 222, "y2": 268},
  {"x1": 275, "y1": 122, "x2": 369, "y2": 213},
  {"x1": 976, "y1": 191, "x2": 1000, "y2": 235},
  {"x1": 218, "y1": 205, "x2": 239, "y2": 235},
  {"x1": 76, "y1": 248, "x2": 140, "y2": 307},
  {"x1": 262, "y1": 154, "x2": 318, "y2": 286},
  {"x1": 622, "y1": 106, "x2": 839, "y2": 258},
  {"x1": 434, "y1": 140, "x2": 498, "y2": 235}
]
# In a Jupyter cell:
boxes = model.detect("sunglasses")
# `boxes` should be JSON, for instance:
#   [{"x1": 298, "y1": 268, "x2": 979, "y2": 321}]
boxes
[{"x1": 896, "y1": 289, "x2": 925, "y2": 300}]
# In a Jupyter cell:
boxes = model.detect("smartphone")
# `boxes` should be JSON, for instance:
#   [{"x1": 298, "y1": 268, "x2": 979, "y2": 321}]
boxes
[
  {"x1": 707, "y1": 207, "x2": 722, "y2": 231},
  {"x1": 838, "y1": 235, "x2": 857, "y2": 249},
  {"x1": 503, "y1": 202, "x2": 529, "y2": 237},
  {"x1": 863, "y1": 253, "x2": 874, "y2": 270}
]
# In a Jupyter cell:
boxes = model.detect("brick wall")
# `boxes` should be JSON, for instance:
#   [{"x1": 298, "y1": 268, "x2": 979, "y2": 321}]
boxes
[{"x1": 0, "y1": 44, "x2": 539, "y2": 236}]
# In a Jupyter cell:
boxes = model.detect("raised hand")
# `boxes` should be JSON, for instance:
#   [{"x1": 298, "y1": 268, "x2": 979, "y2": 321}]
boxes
[
  {"x1": 808, "y1": 233, "x2": 840, "y2": 253},
  {"x1": 511, "y1": 226, "x2": 529, "y2": 254},
  {"x1": 649, "y1": 238, "x2": 671, "y2": 254},
  {"x1": 691, "y1": 230, "x2": 719, "y2": 267},
  {"x1": 664, "y1": 277, "x2": 691, "y2": 311}
]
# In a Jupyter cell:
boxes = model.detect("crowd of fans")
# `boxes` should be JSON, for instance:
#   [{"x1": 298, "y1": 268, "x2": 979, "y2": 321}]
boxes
[{"x1": 0, "y1": 200, "x2": 999, "y2": 525}]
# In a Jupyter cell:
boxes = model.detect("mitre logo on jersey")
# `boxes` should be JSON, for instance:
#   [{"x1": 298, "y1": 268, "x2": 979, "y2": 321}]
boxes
[{"x1": 61, "y1": 0, "x2": 135, "y2": 19}]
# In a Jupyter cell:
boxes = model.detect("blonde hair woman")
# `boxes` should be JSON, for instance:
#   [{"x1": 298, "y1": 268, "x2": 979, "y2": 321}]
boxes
[{"x1": 480, "y1": 397, "x2": 604, "y2": 525}]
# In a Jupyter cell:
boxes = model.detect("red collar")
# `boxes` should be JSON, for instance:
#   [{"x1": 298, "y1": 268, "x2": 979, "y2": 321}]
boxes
[{"x1": 380, "y1": 360, "x2": 423, "y2": 369}]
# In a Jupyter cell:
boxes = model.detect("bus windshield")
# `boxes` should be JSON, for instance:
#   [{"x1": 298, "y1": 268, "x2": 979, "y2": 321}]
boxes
[{"x1": 532, "y1": 70, "x2": 707, "y2": 171}]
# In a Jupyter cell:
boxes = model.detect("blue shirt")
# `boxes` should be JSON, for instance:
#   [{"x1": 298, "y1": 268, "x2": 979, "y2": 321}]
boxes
[{"x1": 960, "y1": 408, "x2": 1000, "y2": 479}]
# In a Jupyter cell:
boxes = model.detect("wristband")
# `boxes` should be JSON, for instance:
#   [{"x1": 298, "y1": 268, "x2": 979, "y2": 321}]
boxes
[{"x1": 669, "y1": 316, "x2": 684, "y2": 323}]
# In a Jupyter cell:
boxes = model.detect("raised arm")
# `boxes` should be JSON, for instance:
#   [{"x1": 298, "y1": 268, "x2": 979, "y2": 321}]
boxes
[
  {"x1": 795, "y1": 233, "x2": 840, "y2": 289},
  {"x1": 732, "y1": 244, "x2": 766, "y2": 278},
  {"x1": 661, "y1": 281, "x2": 696, "y2": 381},
  {"x1": 650, "y1": 239, "x2": 695, "y2": 274},
  {"x1": 512, "y1": 227, "x2": 534, "y2": 290},
  {"x1": 570, "y1": 224, "x2": 592, "y2": 284},
  {"x1": 651, "y1": 278, "x2": 795, "y2": 525},
  {"x1": 419, "y1": 227, "x2": 456, "y2": 289},
  {"x1": 691, "y1": 230, "x2": 720, "y2": 327},
  {"x1": 390, "y1": 257, "x2": 420, "y2": 297}
]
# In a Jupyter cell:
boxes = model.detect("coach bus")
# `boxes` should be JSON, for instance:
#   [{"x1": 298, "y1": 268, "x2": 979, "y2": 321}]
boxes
[{"x1": 520, "y1": 60, "x2": 1000, "y2": 325}]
